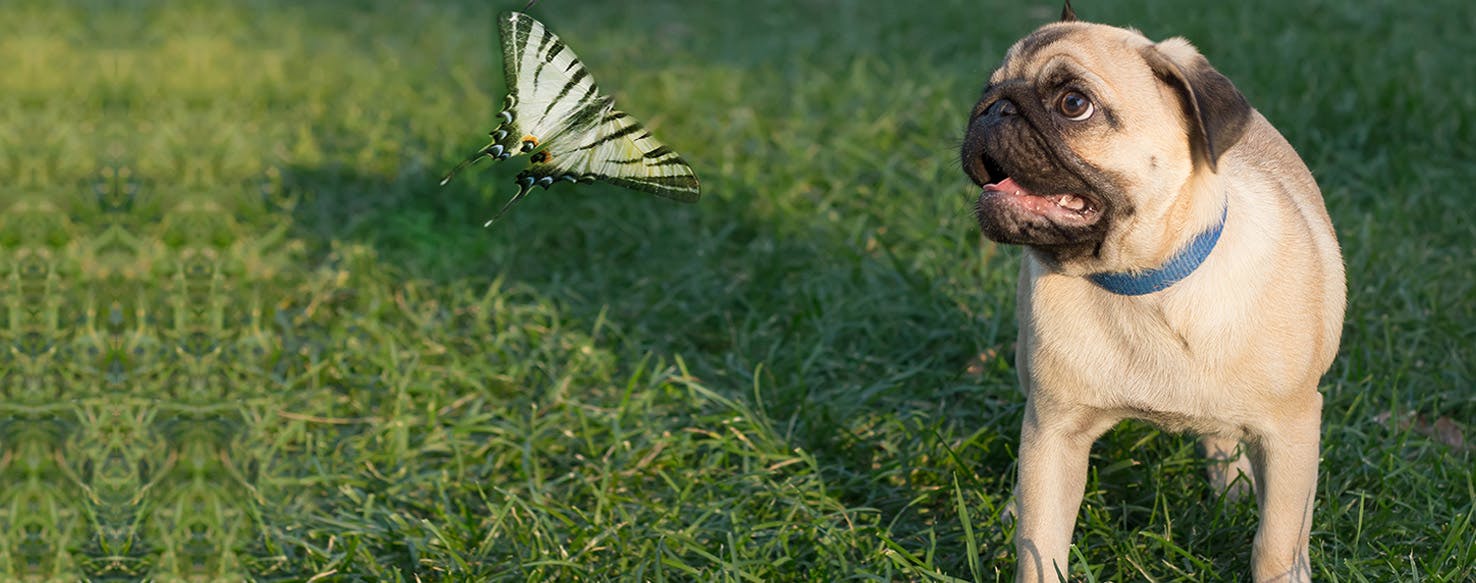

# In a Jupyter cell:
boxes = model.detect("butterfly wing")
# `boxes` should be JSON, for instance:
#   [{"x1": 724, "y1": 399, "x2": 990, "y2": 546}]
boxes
[
  {"x1": 500, "y1": 11, "x2": 613, "y2": 147},
  {"x1": 442, "y1": 11, "x2": 609, "y2": 184},
  {"x1": 522, "y1": 109, "x2": 701, "y2": 203}
]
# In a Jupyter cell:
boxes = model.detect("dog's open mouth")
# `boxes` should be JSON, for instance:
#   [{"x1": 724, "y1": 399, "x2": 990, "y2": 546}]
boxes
[
  {"x1": 980, "y1": 177, "x2": 1098, "y2": 218},
  {"x1": 983, "y1": 177, "x2": 1099, "y2": 222},
  {"x1": 973, "y1": 153, "x2": 1101, "y2": 224}
]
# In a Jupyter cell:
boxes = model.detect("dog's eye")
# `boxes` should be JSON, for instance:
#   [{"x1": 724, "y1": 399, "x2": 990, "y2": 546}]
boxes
[{"x1": 1057, "y1": 91, "x2": 1094, "y2": 121}]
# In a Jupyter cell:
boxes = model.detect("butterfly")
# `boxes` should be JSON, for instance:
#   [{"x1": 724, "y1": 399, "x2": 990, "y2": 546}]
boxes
[{"x1": 441, "y1": 12, "x2": 701, "y2": 227}]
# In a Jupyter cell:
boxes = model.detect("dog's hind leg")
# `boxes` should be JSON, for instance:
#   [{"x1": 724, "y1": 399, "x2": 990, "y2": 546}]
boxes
[{"x1": 1200, "y1": 434, "x2": 1255, "y2": 500}]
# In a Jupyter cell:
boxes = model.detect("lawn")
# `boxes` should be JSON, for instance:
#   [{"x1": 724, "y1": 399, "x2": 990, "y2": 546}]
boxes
[{"x1": 3, "y1": 0, "x2": 1473, "y2": 580}]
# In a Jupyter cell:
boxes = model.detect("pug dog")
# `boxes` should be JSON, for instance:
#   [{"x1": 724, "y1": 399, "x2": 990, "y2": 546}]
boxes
[{"x1": 959, "y1": 3, "x2": 1345, "y2": 582}]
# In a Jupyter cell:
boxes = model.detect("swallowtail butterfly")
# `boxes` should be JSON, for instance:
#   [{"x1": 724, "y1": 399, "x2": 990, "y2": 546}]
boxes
[{"x1": 442, "y1": 12, "x2": 701, "y2": 226}]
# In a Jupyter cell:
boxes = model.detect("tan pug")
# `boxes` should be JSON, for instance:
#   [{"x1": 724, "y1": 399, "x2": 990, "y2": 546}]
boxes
[{"x1": 959, "y1": 4, "x2": 1345, "y2": 582}]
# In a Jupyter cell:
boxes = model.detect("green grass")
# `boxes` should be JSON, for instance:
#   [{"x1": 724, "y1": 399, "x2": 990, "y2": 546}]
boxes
[{"x1": 2, "y1": 0, "x2": 1472, "y2": 580}]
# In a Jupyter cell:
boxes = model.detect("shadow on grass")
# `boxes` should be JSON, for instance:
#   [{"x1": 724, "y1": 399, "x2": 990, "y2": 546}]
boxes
[
  {"x1": 277, "y1": 161, "x2": 1273, "y2": 577},
  {"x1": 280, "y1": 158, "x2": 1031, "y2": 542}
]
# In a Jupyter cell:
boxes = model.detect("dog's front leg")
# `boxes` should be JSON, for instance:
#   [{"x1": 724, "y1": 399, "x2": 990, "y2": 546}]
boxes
[
  {"x1": 1013, "y1": 400, "x2": 1115, "y2": 583},
  {"x1": 1247, "y1": 391, "x2": 1322, "y2": 583}
]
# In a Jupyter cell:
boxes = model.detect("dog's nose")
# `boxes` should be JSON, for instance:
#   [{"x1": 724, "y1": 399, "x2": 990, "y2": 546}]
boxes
[{"x1": 988, "y1": 99, "x2": 1019, "y2": 118}]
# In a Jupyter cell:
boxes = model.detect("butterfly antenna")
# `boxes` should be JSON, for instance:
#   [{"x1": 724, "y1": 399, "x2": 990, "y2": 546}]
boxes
[
  {"x1": 483, "y1": 181, "x2": 534, "y2": 228},
  {"x1": 440, "y1": 145, "x2": 499, "y2": 186}
]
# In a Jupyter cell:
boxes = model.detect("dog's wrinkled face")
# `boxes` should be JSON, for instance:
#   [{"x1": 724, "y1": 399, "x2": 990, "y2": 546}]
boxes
[{"x1": 962, "y1": 22, "x2": 1250, "y2": 270}]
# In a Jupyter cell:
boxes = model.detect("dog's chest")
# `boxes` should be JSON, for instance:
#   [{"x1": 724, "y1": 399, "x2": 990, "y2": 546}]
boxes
[{"x1": 1021, "y1": 274, "x2": 1255, "y2": 433}]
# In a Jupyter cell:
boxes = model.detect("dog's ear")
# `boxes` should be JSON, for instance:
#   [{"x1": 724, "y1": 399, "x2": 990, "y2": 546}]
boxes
[
  {"x1": 1141, "y1": 38, "x2": 1252, "y2": 171},
  {"x1": 1060, "y1": 0, "x2": 1077, "y2": 21}
]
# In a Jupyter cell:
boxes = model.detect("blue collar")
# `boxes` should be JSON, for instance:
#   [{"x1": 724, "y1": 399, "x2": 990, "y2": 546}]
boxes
[{"x1": 1087, "y1": 203, "x2": 1228, "y2": 296}]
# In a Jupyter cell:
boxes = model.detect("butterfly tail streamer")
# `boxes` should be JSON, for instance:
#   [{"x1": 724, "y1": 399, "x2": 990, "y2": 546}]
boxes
[
  {"x1": 440, "y1": 141, "x2": 506, "y2": 186},
  {"x1": 483, "y1": 182, "x2": 535, "y2": 228}
]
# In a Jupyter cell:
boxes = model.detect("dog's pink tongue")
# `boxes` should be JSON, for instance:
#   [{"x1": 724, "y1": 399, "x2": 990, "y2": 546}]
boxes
[{"x1": 987, "y1": 177, "x2": 1032, "y2": 196}]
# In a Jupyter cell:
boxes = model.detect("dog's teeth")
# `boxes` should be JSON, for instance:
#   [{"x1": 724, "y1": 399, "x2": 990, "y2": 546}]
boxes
[{"x1": 1056, "y1": 195, "x2": 1086, "y2": 211}]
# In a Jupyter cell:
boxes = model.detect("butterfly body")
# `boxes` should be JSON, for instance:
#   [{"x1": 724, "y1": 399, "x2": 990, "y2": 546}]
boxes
[{"x1": 443, "y1": 12, "x2": 700, "y2": 226}]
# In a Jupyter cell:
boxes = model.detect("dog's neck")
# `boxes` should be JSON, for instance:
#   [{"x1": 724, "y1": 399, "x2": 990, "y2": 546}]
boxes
[{"x1": 1085, "y1": 201, "x2": 1228, "y2": 295}]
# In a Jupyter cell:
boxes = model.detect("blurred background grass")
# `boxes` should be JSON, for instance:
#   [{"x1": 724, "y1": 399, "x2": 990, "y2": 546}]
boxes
[{"x1": 0, "y1": 0, "x2": 1471, "y2": 580}]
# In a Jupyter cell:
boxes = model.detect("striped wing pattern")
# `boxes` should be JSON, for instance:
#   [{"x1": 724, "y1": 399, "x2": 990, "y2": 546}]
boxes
[
  {"x1": 440, "y1": 12, "x2": 701, "y2": 225},
  {"x1": 535, "y1": 109, "x2": 701, "y2": 202},
  {"x1": 500, "y1": 11, "x2": 609, "y2": 148}
]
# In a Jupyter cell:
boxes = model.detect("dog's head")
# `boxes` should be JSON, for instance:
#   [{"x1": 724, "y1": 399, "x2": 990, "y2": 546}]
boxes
[{"x1": 961, "y1": 12, "x2": 1252, "y2": 272}]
